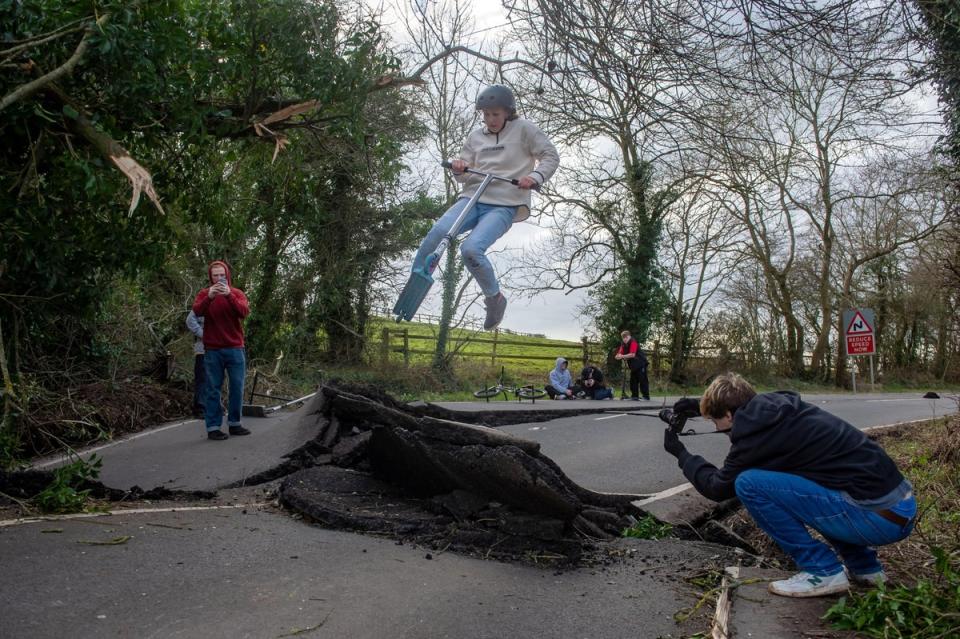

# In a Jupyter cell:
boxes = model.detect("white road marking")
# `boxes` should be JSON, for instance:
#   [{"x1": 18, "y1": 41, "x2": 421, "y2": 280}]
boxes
[
  {"x1": 632, "y1": 483, "x2": 693, "y2": 507},
  {"x1": 0, "y1": 503, "x2": 267, "y2": 528},
  {"x1": 594, "y1": 414, "x2": 627, "y2": 421}
]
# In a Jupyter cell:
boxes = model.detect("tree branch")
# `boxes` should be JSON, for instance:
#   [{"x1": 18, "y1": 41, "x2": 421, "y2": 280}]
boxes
[
  {"x1": 47, "y1": 84, "x2": 164, "y2": 215},
  {"x1": 0, "y1": 13, "x2": 110, "y2": 113}
]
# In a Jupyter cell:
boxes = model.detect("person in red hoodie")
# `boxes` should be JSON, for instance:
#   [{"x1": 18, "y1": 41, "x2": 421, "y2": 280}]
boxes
[{"x1": 192, "y1": 261, "x2": 251, "y2": 440}]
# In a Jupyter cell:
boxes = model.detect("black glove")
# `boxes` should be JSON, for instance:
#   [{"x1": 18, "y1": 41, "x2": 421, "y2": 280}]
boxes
[
  {"x1": 663, "y1": 427, "x2": 687, "y2": 458},
  {"x1": 673, "y1": 397, "x2": 701, "y2": 417}
]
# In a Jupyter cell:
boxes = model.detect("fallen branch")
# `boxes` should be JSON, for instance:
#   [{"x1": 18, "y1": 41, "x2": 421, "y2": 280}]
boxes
[{"x1": 77, "y1": 535, "x2": 133, "y2": 545}]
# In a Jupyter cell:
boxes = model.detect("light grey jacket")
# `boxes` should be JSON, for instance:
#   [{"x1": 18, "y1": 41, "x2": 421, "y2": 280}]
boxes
[
  {"x1": 185, "y1": 310, "x2": 204, "y2": 355},
  {"x1": 454, "y1": 118, "x2": 560, "y2": 221}
]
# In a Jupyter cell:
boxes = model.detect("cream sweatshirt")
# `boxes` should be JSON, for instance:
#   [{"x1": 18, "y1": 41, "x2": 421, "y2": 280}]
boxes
[{"x1": 454, "y1": 118, "x2": 560, "y2": 222}]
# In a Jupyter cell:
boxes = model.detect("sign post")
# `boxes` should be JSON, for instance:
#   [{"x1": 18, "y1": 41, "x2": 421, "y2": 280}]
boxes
[{"x1": 843, "y1": 308, "x2": 876, "y2": 391}]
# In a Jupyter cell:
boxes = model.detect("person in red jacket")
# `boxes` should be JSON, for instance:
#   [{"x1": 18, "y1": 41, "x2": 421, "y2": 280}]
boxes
[
  {"x1": 614, "y1": 330, "x2": 650, "y2": 401},
  {"x1": 192, "y1": 261, "x2": 251, "y2": 440}
]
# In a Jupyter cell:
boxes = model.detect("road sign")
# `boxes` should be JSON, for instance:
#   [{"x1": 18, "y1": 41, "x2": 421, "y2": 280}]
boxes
[{"x1": 843, "y1": 308, "x2": 876, "y2": 356}]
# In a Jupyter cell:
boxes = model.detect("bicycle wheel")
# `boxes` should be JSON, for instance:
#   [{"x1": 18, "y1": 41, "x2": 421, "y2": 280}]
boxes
[
  {"x1": 474, "y1": 386, "x2": 503, "y2": 399},
  {"x1": 517, "y1": 386, "x2": 547, "y2": 400}
]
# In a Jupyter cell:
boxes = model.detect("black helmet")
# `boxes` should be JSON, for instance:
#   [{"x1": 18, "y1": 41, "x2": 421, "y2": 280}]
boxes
[{"x1": 476, "y1": 85, "x2": 516, "y2": 112}]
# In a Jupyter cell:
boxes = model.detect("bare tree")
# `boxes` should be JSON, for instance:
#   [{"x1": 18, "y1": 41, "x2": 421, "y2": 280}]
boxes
[{"x1": 658, "y1": 179, "x2": 742, "y2": 381}]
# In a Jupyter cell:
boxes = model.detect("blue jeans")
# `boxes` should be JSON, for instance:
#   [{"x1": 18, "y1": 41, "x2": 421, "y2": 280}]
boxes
[
  {"x1": 735, "y1": 469, "x2": 915, "y2": 576},
  {"x1": 412, "y1": 198, "x2": 516, "y2": 298},
  {"x1": 203, "y1": 348, "x2": 246, "y2": 432}
]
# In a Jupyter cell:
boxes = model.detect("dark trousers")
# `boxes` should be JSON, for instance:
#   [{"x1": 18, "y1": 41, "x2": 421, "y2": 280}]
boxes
[
  {"x1": 629, "y1": 367, "x2": 650, "y2": 399},
  {"x1": 193, "y1": 353, "x2": 207, "y2": 413}
]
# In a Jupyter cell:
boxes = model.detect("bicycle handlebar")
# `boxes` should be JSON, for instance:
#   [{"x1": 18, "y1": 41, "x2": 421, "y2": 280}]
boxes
[{"x1": 441, "y1": 161, "x2": 541, "y2": 191}]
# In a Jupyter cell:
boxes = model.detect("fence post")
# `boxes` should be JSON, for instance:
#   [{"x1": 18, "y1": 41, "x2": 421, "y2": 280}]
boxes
[
  {"x1": 652, "y1": 340, "x2": 661, "y2": 378},
  {"x1": 491, "y1": 329, "x2": 499, "y2": 367},
  {"x1": 381, "y1": 328, "x2": 390, "y2": 366},
  {"x1": 402, "y1": 329, "x2": 410, "y2": 367},
  {"x1": 581, "y1": 337, "x2": 589, "y2": 366}
]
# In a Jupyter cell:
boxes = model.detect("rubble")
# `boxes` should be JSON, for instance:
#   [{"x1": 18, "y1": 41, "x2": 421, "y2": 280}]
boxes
[{"x1": 277, "y1": 383, "x2": 651, "y2": 562}]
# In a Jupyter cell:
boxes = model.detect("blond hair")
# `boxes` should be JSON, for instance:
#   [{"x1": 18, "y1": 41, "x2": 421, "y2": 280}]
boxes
[
  {"x1": 700, "y1": 372, "x2": 757, "y2": 418},
  {"x1": 620, "y1": 330, "x2": 631, "y2": 338}
]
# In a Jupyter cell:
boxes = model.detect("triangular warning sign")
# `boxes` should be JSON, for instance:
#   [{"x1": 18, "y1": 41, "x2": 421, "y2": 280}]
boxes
[{"x1": 847, "y1": 311, "x2": 873, "y2": 335}]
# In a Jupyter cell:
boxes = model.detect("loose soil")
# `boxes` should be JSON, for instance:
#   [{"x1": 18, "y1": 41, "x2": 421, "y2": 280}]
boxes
[{"x1": 18, "y1": 378, "x2": 193, "y2": 457}]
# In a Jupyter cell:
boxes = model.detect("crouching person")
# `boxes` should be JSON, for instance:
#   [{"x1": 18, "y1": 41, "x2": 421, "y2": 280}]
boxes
[
  {"x1": 662, "y1": 372, "x2": 915, "y2": 598},
  {"x1": 579, "y1": 364, "x2": 613, "y2": 400},
  {"x1": 546, "y1": 357, "x2": 575, "y2": 399}
]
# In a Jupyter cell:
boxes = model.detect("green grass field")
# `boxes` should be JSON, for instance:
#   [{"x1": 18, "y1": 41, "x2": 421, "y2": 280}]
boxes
[{"x1": 372, "y1": 318, "x2": 607, "y2": 383}]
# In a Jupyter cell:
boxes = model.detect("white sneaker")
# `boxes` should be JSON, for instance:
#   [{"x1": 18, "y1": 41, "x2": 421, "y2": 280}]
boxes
[
  {"x1": 768, "y1": 571, "x2": 850, "y2": 598},
  {"x1": 849, "y1": 570, "x2": 887, "y2": 587}
]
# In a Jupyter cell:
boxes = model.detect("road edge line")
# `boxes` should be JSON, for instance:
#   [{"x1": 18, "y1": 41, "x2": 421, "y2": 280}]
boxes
[{"x1": 0, "y1": 503, "x2": 268, "y2": 528}]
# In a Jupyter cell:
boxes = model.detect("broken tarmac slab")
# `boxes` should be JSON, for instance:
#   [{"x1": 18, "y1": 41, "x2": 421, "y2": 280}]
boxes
[
  {"x1": 274, "y1": 382, "x2": 766, "y2": 565},
  {"x1": 633, "y1": 483, "x2": 734, "y2": 529}
]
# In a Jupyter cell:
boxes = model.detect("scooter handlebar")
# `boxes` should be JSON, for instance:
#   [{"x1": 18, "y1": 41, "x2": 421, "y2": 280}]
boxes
[{"x1": 441, "y1": 161, "x2": 541, "y2": 191}]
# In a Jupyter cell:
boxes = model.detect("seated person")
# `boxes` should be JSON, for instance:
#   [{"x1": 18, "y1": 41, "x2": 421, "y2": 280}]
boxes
[
  {"x1": 578, "y1": 364, "x2": 613, "y2": 400},
  {"x1": 546, "y1": 357, "x2": 575, "y2": 399},
  {"x1": 662, "y1": 372, "x2": 916, "y2": 598}
]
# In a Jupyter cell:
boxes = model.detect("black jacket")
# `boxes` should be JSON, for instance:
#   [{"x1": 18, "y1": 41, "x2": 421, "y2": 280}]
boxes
[
  {"x1": 619, "y1": 339, "x2": 647, "y2": 372},
  {"x1": 678, "y1": 391, "x2": 904, "y2": 502},
  {"x1": 580, "y1": 365, "x2": 605, "y2": 386}
]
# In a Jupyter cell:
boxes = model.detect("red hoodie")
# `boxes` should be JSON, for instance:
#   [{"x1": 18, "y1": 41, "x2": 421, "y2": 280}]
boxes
[{"x1": 192, "y1": 261, "x2": 250, "y2": 349}]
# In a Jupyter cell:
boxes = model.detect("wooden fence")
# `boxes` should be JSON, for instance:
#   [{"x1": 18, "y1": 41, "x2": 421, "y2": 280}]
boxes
[
  {"x1": 380, "y1": 327, "x2": 602, "y2": 368},
  {"x1": 379, "y1": 327, "x2": 759, "y2": 382}
]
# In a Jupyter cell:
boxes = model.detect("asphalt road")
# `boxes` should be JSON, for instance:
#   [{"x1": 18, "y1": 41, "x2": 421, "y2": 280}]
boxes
[
  {"x1": 494, "y1": 393, "x2": 957, "y2": 495},
  {"x1": 5, "y1": 391, "x2": 952, "y2": 638},
  {"x1": 30, "y1": 409, "x2": 315, "y2": 492},
  {"x1": 0, "y1": 507, "x2": 725, "y2": 639}
]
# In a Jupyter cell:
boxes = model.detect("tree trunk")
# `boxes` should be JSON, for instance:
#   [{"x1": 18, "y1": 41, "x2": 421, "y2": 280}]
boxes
[{"x1": 433, "y1": 239, "x2": 460, "y2": 370}]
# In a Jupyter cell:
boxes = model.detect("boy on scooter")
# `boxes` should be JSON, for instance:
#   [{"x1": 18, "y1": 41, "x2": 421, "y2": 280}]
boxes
[{"x1": 410, "y1": 85, "x2": 559, "y2": 330}]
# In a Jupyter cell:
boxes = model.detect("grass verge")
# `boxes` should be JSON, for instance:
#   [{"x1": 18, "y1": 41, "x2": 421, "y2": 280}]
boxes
[{"x1": 822, "y1": 416, "x2": 960, "y2": 638}]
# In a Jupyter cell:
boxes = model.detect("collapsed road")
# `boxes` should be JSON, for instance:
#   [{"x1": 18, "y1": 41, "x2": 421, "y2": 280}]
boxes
[
  {"x1": 3, "y1": 381, "x2": 754, "y2": 563},
  {"x1": 239, "y1": 382, "x2": 754, "y2": 562}
]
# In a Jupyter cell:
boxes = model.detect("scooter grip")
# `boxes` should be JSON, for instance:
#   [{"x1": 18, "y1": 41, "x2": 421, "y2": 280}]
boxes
[{"x1": 510, "y1": 178, "x2": 542, "y2": 191}]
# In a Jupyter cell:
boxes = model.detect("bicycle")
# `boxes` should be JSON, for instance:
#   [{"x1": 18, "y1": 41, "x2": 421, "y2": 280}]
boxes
[{"x1": 473, "y1": 366, "x2": 547, "y2": 402}]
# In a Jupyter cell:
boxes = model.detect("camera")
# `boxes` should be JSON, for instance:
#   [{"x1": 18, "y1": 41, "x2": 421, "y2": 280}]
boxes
[{"x1": 658, "y1": 408, "x2": 689, "y2": 435}]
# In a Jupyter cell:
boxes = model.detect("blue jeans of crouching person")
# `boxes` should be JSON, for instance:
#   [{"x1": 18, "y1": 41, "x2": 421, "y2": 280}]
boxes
[{"x1": 735, "y1": 469, "x2": 915, "y2": 577}]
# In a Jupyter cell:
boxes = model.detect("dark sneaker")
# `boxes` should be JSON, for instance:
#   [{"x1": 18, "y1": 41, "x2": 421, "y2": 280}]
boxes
[
  {"x1": 229, "y1": 425, "x2": 251, "y2": 436},
  {"x1": 643, "y1": 396, "x2": 651, "y2": 401},
  {"x1": 850, "y1": 570, "x2": 886, "y2": 587},
  {"x1": 630, "y1": 396, "x2": 640, "y2": 401},
  {"x1": 483, "y1": 293, "x2": 508, "y2": 330},
  {"x1": 208, "y1": 430, "x2": 228, "y2": 441}
]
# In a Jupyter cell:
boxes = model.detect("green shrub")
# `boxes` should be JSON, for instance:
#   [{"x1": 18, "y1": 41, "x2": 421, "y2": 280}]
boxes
[
  {"x1": 622, "y1": 514, "x2": 673, "y2": 540},
  {"x1": 33, "y1": 455, "x2": 103, "y2": 514},
  {"x1": 824, "y1": 547, "x2": 960, "y2": 638}
]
